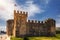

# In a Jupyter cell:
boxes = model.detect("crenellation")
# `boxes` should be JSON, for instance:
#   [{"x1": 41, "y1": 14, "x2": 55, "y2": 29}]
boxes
[
  {"x1": 7, "y1": 10, "x2": 56, "y2": 37},
  {"x1": 14, "y1": 10, "x2": 28, "y2": 17},
  {"x1": 17, "y1": 10, "x2": 19, "y2": 13},
  {"x1": 27, "y1": 20, "x2": 41, "y2": 23},
  {"x1": 14, "y1": 10, "x2": 16, "y2": 13},
  {"x1": 28, "y1": 20, "x2": 30, "y2": 23},
  {"x1": 27, "y1": 20, "x2": 33, "y2": 23},
  {"x1": 41, "y1": 21, "x2": 43, "y2": 24},
  {"x1": 23, "y1": 11, "x2": 25, "y2": 14},
  {"x1": 35, "y1": 20, "x2": 37, "y2": 23},
  {"x1": 31, "y1": 20, "x2": 34, "y2": 23},
  {"x1": 19, "y1": 11, "x2": 22, "y2": 14},
  {"x1": 38, "y1": 21, "x2": 40, "y2": 23},
  {"x1": 26, "y1": 12, "x2": 28, "y2": 16}
]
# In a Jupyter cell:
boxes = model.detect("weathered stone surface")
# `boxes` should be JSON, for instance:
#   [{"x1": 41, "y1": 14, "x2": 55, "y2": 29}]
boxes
[{"x1": 6, "y1": 10, "x2": 56, "y2": 37}]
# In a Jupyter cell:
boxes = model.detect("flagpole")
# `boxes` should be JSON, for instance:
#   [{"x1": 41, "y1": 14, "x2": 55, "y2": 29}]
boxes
[{"x1": 14, "y1": 4, "x2": 17, "y2": 10}]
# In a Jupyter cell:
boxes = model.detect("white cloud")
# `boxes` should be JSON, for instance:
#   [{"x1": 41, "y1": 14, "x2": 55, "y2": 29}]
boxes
[
  {"x1": 0, "y1": 0, "x2": 14, "y2": 20},
  {"x1": 56, "y1": 18, "x2": 60, "y2": 27},
  {"x1": 0, "y1": 26, "x2": 6, "y2": 31},
  {"x1": 0, "y1": 0, "x2": 44, "y2": 31},
  {"x1": 0, "y1": 0, "x2": 14, "y2": 31},
  {"x1": 0, "y1": 0, "x2": 44, "y2": 20},
  {"x1": 14, "y1": 0, "x2": 44, "y2": 17},
  {"x1": 56, "y1": 23, "x2": 60, "y2": 27}
]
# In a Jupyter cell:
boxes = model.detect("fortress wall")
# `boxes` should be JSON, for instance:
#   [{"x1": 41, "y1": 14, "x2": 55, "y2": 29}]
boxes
[
  {"x1": 6, "y1": 10, "x2": 56, "y2": 37},
  {"x1": 27, "y1": 20, "x2": 41, "y2": 23},
  {"x1": 49, "y1": 20, "x2": 56, "y2": 36},
  {"x1": 27, "y1": 20, "x2": 42, "y2": 36},
  {"x1": 6, "y1": 19, "x2": 14, "y2": 36},
  {"x1": 43, "y1": 19, "x2": 56, "y2": 36}
]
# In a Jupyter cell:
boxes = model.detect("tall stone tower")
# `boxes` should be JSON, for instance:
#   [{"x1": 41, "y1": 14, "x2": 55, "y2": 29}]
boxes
[
  {"x1": 6, "y1": 10, "x2": 56, "y2": 37},
  {"x1": 6, "y1": 19, "x2": 14, "y2": 36},
  {"x1": 46, "y1": 18, "x2": 56, "y2": 36},
  {"x1": 13, "y1": 10, "x2": 28, "y2": 37}
]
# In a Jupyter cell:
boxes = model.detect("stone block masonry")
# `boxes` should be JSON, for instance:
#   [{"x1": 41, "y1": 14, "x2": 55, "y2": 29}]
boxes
[{"x1": 6, "y1": 10, "x2": 56, "y2": 37}]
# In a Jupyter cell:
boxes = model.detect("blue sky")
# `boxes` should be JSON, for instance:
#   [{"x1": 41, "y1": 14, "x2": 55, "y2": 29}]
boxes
[{"x1": 0, "y1": 0, "x2": 60, "y2": 31}]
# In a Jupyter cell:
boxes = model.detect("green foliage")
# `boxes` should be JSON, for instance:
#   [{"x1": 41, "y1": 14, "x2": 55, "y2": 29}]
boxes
[
  {"x1": 11, "y1": 34, "x2": 60, "y2": 40},
  {"x1": 56, "y1": 31, "x2": 60, "y2": 34},
  {"x1": 28, "y1": 34, "x2": 60, "y2": 40},
  {"x1": 10, "y1": 36, "x2": 23, "y2": 40}
]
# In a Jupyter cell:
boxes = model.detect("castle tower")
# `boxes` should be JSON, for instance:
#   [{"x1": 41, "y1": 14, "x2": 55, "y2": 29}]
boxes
[
  {"x1": 6, "y1": 19, "x2": 14, "y2": 36},
  {"x1": 13, "y1": 10, "x2": 28, "y2": 37},
  {"x1": 46, "y1": 18, "x2": 56, "y2": 36}
]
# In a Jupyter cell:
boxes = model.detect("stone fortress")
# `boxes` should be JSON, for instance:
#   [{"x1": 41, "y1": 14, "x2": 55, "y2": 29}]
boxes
[{"x1": 6, "y1": 10, "x2": 56, "y2": 37}]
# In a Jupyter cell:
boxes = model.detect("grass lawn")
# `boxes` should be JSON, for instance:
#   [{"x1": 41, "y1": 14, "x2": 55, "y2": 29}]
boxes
[
  {"x1": 11, "y1": 34, "x2": 60, "y2": 40},
  {"x1": 10, "y1": 37, "x2": 23, "y2": 40}
]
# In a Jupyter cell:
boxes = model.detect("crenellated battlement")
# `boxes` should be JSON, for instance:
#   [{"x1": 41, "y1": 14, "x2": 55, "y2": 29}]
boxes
[
  {"x1": 44, "y1": 18, "x2": 56, "y2": 23},
  {"x1": 27, "y1": 19, "x2": 55, "y2": 24},
  {"x1": 27, "y1": 20, "x2": 41, "y2": 23},
  {"x1": 7, "y1": 10, "x2": 56, "y2": 37},
  {"x1": 14, "y1": 10, "x2": 28, "y2": 17}
]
